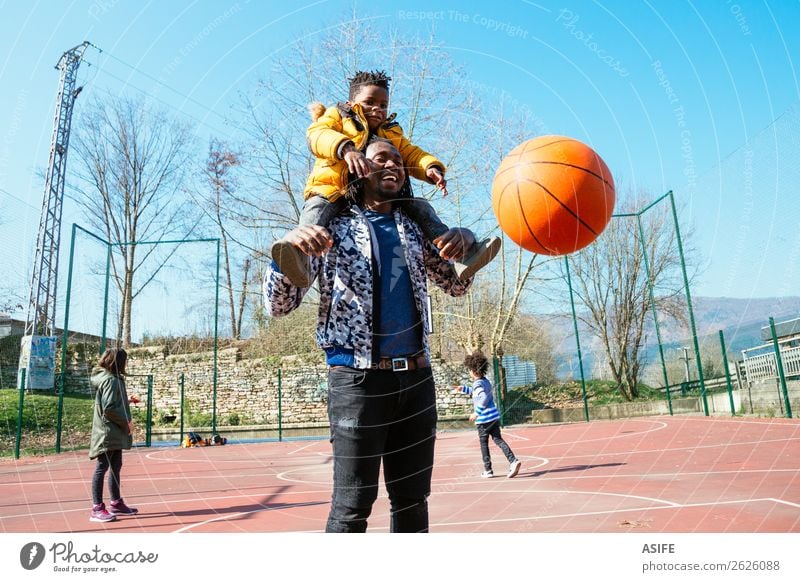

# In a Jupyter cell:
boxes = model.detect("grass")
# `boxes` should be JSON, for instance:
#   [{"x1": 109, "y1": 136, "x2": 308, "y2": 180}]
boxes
[
  {"x1": 0, "y1": 388, "x2": 156, "y2": 458},
  {"x1": 0, "y1": 388, "x2": 96, "y2": 457}
]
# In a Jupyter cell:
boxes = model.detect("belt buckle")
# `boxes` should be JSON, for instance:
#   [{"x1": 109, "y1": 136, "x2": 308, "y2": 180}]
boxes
[{"x1": 391, "y1": 357, "x2": 409, "y2": 371}]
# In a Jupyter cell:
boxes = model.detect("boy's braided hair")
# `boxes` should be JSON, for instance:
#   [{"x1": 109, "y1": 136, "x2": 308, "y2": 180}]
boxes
[
  {"x1": 348, "y1": 70, "x2": 391, "y2": 100},
  {"x1": 464, "y1": 351, "x2": 489, "y2": 377}
]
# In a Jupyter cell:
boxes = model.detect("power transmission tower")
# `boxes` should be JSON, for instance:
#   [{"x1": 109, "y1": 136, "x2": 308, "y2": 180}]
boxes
[{"x1": 19, "y1": 41, "x2": 89, "y2": 389}]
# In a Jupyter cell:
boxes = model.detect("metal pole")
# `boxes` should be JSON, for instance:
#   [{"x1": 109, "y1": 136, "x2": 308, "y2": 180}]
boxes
[
  {"x1": 179, "y1": 372, "x2": 185, "y2": 445},
  {"x1": 14, "y1": 369, "x2": 26, "y2": 459},
  {"x1": 100, "y1": 242, "x2": 111, "y2": 354},
  {"x1": 277, "y1": 369, "x2": 283, "y2": 442},
  {"x1": 56, "y1": 223, "x2": 78, "y2": 453},
  {"x1": 212, "y1": 239, "x2": 220, "y2": 434},
  {"x1": 637, "y1": 213, "x2": 673, "y2": 415},
  {"x1": 769, "y1": 317, "x2": 793, "y2": 419},
  {"x1": 668, "y1": 191, "x2": 708, "y2": 415},
  {"x1": 681, "y1": 347, "x2": 691, "y2": 383},
  {"x1": 719, "y1": 330, "x2": 736, "y2": 416},
  {"x1": 145, "y1": 375, "x2": 154, "y2": 446},
  {"x1": 565, "y1": 255, "x2": 590, "y2": 422},
  {"x1": 493, "y1": 355, "x2": 506, "y2": 427}
]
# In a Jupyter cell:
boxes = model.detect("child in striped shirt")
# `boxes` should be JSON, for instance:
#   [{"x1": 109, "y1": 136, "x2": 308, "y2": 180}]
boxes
[{"x1": 453, "y1": 352, "x2": 522, "y2": 478}]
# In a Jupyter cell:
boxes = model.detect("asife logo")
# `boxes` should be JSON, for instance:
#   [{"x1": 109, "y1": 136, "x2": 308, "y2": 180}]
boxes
[{"x1": 20, "y1": 542, "x2": 46, "y2": 570}]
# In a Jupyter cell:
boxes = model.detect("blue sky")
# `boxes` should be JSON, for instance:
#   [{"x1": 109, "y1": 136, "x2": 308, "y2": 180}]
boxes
[{"x1": 1, "y1": 0, "x2": 799, "y2": 328}]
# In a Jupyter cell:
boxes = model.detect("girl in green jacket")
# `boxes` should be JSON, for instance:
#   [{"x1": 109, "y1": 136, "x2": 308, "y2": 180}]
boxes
[{"x1": 89, "y1": 348, "x2": 139, "y2": 523}]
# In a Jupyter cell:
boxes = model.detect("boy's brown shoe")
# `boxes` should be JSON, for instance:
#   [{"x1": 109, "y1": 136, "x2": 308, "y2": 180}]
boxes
[
  {"x1": 271, "y1": 240, "x2": 314, "y2": 288},
  {"x1": 453, "y1": 236, "x2": 502, "y2": 281}
]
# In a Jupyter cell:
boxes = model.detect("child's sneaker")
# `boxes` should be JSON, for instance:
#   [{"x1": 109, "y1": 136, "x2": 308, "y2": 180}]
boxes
[
  {"x1": 454, "y1": 236, "x2": 502, "y2": 281},
  {"x1": 480, "y1": 470, "x2": 494, "y2": 479},
  {"x1": 90, "y1": 503, "x2": 117, "y2": 523},
  {"x1": 507, "y1": 459, "x2": 522, "y2": 478},
  {"x1": 271, "y1": 240, "x2": 313, "y2": 288},
  {"x1": 108, "y1": 498, "x2": 138, "y2": 516}
]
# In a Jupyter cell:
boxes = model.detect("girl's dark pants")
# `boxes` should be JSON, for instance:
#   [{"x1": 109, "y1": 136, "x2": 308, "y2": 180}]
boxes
[{"x1": 92, "y1": 450, "x2": 122, "y2": 505}]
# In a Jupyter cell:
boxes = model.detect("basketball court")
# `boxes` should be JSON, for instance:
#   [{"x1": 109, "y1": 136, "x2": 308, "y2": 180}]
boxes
[{"x1": 2, "y1": 415, "x2": 798, "y2": 533}]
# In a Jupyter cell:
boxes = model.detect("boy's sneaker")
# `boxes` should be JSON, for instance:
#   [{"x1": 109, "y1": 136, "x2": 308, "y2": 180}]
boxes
[
  {"x1": 271, "y1": 240, "x2": 313, "y2": 288},
  {"x1": 507, "y1": 459, "x2": 522, "y2": 478},
  {"x1": 90, "y1": 503, "x2": 117, "y2": 523},
  {"x1": 480, "y1": 470, "x2": 494, "y2": 479},
  {"x1": 108, "y1": 498, "x2": 138, "y2": 516},
  {"x1": 454, "y1": 236, "x2": 502, "y2": 281}
]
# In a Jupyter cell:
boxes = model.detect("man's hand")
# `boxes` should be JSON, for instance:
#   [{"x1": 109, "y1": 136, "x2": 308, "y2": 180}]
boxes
[
  {"x1": 426, "y1": 167, "x2": 448, "y2": 197},
  {"x1": 468, "y1": 413, "x2": 477, "y2": 422},
  {"x1": 283, "y1": 225, "x2": 333, "y2": 257},
  {"x1": 127, "y1": 420, "x2": 134, "y2": 435},
  {"x1": 342, "y1": 143, "x2": 370, "y2": 178},
  {"x1": 451, "y1": 386, "x2": 463, "y2": 394},
  {"x1": 433, "y1": 227, "x2": 475, "y2": 261}
]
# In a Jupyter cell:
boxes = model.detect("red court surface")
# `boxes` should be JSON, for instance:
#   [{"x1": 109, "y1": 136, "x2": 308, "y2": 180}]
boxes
[{"x1": 2, "y1": 415, "x2": 799, "y2": 533}]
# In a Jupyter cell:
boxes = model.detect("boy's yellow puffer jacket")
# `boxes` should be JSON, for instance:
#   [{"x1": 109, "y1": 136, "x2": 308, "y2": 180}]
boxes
[{"x1": 304, "y1": 102, "x2": 445, "y2": 202}]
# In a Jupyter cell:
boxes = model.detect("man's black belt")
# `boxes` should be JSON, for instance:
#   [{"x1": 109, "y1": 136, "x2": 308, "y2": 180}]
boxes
[{"x1": 371, "y1": 355, "x2": 430, "y2": 371}]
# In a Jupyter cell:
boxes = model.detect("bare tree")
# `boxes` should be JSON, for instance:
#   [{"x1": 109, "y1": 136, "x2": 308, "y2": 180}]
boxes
[
  {"x1": 564, "y1": 198, "x2": 695, "y2": 400},
  {"x1": 70, "y1": 96, "x2": 194, "y2": 346},
  {"x1": 197, "y1": 140, "x2": 251, "y2": 339}
]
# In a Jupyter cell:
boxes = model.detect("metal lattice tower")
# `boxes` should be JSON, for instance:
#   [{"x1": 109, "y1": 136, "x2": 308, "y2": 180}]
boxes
[{"x1": 24, "y1": 41, "x2": 89, "y2": 337}]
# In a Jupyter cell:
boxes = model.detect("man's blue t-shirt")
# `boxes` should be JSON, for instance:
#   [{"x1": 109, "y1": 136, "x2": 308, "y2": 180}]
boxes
[{"x1": 363, "y1": 209, "x2": 422, "y2": 358}]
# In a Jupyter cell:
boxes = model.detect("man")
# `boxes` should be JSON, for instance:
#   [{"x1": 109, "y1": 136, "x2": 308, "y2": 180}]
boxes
[{"x1": 264, "y1": 138, "x2": 474, "y2": 532}]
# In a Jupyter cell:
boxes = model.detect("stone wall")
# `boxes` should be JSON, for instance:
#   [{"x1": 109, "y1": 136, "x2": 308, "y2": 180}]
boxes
[{"x1": 123, "y1": 347, "x2": 473, "y2": 428}]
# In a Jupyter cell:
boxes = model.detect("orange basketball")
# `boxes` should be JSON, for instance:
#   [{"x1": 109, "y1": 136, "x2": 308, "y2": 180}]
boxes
[{"x1": 491, "y1": 135, "x2": 615, "y2": 256}]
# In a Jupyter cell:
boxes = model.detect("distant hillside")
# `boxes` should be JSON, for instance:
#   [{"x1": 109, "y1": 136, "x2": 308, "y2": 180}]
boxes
[
  {"x1": 546, "y1": 296, "x2": 800, "y2": 378},
  {"x1": 654, "y1": 296, "x2": 800, "y2": 354}
]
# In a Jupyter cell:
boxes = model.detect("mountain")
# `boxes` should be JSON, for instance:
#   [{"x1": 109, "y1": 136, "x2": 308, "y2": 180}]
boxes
[
  {"x1": 652, "y1": 296, "x2": 800, "y2": 355},
  {"x1": 547, "y1": 296, "x2": 800, "y2": 378}
]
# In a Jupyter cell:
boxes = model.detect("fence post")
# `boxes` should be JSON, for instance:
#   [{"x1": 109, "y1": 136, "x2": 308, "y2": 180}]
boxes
[
  {"x1": 179, "y1": 372, "x2": 185, "y2": 445},
  {"x1": 668, "y1": 192, "x2": 708, "y2": 416},
  {"x1": 14, "y1": 369, "x2": 26, "y2": 459},
  {"x1": 56, "y1": 223, "x2": 79, "y2": 453},
  {"x1": 769, "y1": 317, "x2": 793, "y2": 419},
  {"x1": 565, "y1": 256, "x2": 590, "y2": 422},
  {"x1": 719, "y1": 330, "x2": 736, "y2": 416},
  {"x1": 146, "y1": 375, "x2": 154, "y2": 446},
  {"x1": 493, "y1": 355, "x2": 506, "y2": 427},
  {"x1": 637, "y1": 213, "x2": 673, "y2": 415},
  {"x1": 277, "y1": 368, "x2": 283, "y2": 442}
]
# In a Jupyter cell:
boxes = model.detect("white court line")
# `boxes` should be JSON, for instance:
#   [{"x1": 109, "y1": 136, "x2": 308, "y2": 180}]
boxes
[
  {"x1": 287, "y1": 442, "x2": 318, "y2": 455},
  {"x1": 766, "y1": 498, "x2": 800, "y2": 509},
  {"x1": 676, "y1": 417, "x2": 800, "y2": 428},
  {"x1": 5, "y1": 466, "x2": 797, "y2": 492},
  {"x1": 514, "y1": 419, "x2": 670, "y2": 448},
  {"x1": 501, "y1": 430, "x2": 529, "y2": 441},
  {"x1": 523, "y1": 435, "x2": 800, "y2": 459},
  {"x1": 273, "y1": 456, "x2": 552, "y2": 485},
  {"x1": 428, "y1": 496, "x2": 792, "y2": 528},
  {"x1": 174, "y1": 488, "x2": 679, "y2": 532},
  {"x1": 173, "y1": 500, "x2": 324, "y2": 533},
  {"x1": 0, "y1": 489, "x2": 333, "y2": 521}
]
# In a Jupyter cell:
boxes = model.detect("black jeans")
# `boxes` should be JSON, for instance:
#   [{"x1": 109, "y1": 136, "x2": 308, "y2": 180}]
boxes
[
  {"x1": 325, "y1": 366, "x2": 437, "y2": 533},
  {"x1": 477, "y1": 420, "x2": 516, "y2": 472},
  {"x1": 91, "y1": 449, "x2": 123, "y2": 505}
]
